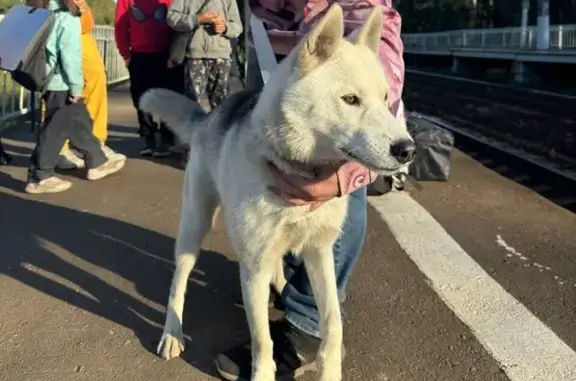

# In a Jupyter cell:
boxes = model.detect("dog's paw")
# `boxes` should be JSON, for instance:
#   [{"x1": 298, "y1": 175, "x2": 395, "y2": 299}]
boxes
[
  {"x1": 251, "y1": 370, "x2": 276, "y2": 381},
  {"x1": 157, "y1": 330, "x2": 185, "y2": 360},
  {"x1": 317, "y1": 359, "x2": 342, "y2": 381},
  {"x1": 317, "y1": 371, "x2": 342, "y2": 381}
]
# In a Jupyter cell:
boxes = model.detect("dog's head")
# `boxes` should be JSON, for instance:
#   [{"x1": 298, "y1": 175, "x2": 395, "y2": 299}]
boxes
[{"x1": 256, "y1": 4, "x2": 415, "y2": 175}]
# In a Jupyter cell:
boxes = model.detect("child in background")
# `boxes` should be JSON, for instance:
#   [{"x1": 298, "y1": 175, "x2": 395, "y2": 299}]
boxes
[
  {"x1": 25, "y1": 0, "x2": 126, "y2": 194},
  {"x1": 57, "y1": 0, "x2": 126, "y2": 170},
  {"x1": 114, "y1": 0, "x2": 176, "y2": 157},
  {"x1": 167, "y1": 0, "x2": 242, "y2": 111}
]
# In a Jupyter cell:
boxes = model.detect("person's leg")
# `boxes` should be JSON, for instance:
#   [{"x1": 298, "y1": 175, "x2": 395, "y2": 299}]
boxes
[
  {"x1": 66, "y1": 101, "x2": 126, "y2": 181},
  {"x1": 27, "y1": 92, "x2": 76, "y2": 193},
  {"x1": 81, "y1": 34, "x2": 109, "y2": 146},
  {"x1": 164, "y1": 64, "x2": 188, "y2": 161},
  {"x1": 129, "y1": 52, "x2": 158, "y2": 156},
  {"x1": 184, "y1": 58, "x2": 210, "y2": 112},
  {"x1": 179, "y1": 58, "x2": 210, "y2": 165},
  {"x1": 66, "y1": 101, "x2": 107, "y2": 169},
  {"x1": 206, "y1": 58, "x2": 232, "y2": 109},
  {"x1": 153, "y1": 54, "x2": 176, "y2": 157},
  {"x1": 216, "y1": 188, "x2": 368, "y2": 380}
]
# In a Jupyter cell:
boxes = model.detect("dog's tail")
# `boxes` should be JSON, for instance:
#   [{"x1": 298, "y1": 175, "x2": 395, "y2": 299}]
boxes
[{"x1": 139, "y1": 89, "x2": 207, "y2": 143}]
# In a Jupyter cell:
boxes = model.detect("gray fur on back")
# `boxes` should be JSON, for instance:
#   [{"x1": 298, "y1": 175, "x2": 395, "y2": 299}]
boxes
[{"x1": 197, "y1": 89, "x2": 260, "y2": 158}]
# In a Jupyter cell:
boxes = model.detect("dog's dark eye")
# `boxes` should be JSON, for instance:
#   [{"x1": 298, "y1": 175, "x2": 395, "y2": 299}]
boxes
[
  {"x1": 341, "y1": 94, "x2": 361, "y2": 106},
  {"x1": 384, "y1": 93, "x2": 389, "y2": 103}
]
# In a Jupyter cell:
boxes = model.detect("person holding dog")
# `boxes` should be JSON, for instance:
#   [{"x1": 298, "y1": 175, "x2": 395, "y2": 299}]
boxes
[{"x1": 214, "y1": 1, "x2": 407, "y2": 380}]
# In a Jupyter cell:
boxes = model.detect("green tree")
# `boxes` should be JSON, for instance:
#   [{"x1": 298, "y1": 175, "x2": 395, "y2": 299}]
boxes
[
  {"x1": 395, "y1": 0, "x2": 473, "y2": 33},
  {"x1": 88, "y1": 0, "x2": 115, "y2": 25},
  {"x1": 0, "y1": 0, "x2": 24, "y2": 13}
]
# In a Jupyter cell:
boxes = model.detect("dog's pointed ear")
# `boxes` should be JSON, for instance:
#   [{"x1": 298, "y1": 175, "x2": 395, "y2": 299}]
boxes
[
  {"x1": 348, "y1": 5, "x2": 383, "y2": 54},
  {"x1": 297, "y1": 4, "x2": 344, "y2": 76}
]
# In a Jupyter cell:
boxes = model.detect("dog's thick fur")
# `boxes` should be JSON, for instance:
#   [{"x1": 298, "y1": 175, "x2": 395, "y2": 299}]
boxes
[{"x1": 139, "y1": 5, "x2": 414, "y2": 380}]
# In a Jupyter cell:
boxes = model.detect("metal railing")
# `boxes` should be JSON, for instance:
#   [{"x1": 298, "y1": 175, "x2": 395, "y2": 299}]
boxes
[
  {"x1": 0, "y1": 24, "x2": 128, "y2": 124},
  {"x1": 93, "y1": 25, "x2": 130, "y2": 86},
  {"x1": 402, "y1": 24, "x2": 576, "y2": 51}
]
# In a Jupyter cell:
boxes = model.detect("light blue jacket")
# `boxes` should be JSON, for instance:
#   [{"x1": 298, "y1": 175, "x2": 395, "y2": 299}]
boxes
[{"x1": 45, "y1": 0, "x2": 83, "y2": 96}]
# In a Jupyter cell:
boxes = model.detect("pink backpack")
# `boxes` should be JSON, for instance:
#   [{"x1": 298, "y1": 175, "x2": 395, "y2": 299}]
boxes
[{"x1": 251, "y1": 0, "x2": 405, "y2": 111}]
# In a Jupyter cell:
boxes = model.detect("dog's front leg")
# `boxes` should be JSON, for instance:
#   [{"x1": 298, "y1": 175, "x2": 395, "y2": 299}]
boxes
[
  {"x1": 158, "y1": 170, "x2": 218, "y2": 360},
  {"x1": 239, "y1": 259, "x2": 276, "y2": 381},
  {"x1": 303, "y1": 246, "x2": 343, "y2": 381}
]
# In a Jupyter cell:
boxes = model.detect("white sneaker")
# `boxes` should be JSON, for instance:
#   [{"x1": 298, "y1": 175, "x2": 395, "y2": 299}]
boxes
[
  {"x1": 57, "y1": 148, "x2": 85, "y2": 170},
  {"x1": 25, "y1": 176, "x2": 73, "y2": 194},
  {"x1": 101, "y1": 144, "x2": 126, "y2": 161},
  {"x1": 86, "y1": 157, "x2": 126, "y2": 181}
]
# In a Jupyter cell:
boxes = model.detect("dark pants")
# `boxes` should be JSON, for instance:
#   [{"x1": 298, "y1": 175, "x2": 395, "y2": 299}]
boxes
[
  {"x1": 128, "y1": 52, "x2": 178, "y2": 145},
  {"x1": 184, "y1": 58, "x2": 232, "y2": 111},
  {"x1": 28, "y1": 91, "x2": 107, "y2": 183}
]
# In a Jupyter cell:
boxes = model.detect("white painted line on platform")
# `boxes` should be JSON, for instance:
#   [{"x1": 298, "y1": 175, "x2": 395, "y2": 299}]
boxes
[{"x1": 369, "y1": 192, "x2": 576, "y2": 381}]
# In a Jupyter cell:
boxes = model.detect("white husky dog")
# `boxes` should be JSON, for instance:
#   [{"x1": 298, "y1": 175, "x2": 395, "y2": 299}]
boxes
[{"x1": 139, "y1": 4, "x2": 415, "y2": 380}]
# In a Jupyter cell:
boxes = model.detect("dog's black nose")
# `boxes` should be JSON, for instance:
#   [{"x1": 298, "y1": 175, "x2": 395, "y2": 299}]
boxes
[{"x1": 390, "y1": 140, "x2": 416, "y2": 164}]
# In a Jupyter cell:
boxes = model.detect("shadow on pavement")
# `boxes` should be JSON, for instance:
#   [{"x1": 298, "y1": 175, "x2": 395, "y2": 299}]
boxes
[
  {"x1": 0, "y1": 123, "x2": 186, "y2": 173},
  {"x1": 0, "y1": 173, "x2": 246, "y2": 378}
]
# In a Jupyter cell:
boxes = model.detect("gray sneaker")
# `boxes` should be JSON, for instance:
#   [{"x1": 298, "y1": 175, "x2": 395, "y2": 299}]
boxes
[
  {"x1": 25, "y1": 176, "x2": 73, "y2": 194},
  {"x1": 86, "y1": 157, "x2": 126, "y2": 181}
]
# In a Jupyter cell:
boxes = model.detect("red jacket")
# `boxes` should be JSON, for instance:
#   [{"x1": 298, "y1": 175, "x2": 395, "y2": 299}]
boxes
[{"x1": 114, "y1": 0, "x2": 173, "y2": 58}]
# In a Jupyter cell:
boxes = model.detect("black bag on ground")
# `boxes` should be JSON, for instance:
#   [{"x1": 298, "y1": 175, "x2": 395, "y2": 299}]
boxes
[
  {"x1": 0, "y1": 6, "x2": 56, "y2": 92},
  {"x1": 407, "y1": 114, "x2": 455, "y2": 181},
  {"x1": 367, "y1": 174, "x2": 393, "y2": 196}
]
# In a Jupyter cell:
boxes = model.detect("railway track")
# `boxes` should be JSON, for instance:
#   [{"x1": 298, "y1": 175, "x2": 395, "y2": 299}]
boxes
[
  {"x1": 404, "y1": 69, "x2": 576, "y2": 169},
  {"x1": 404, "y1": 71, "x2": 576, "y2": 213}
]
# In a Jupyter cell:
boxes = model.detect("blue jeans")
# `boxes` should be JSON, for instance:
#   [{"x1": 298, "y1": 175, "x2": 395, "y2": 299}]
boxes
[{"x1": 282, "y1": 187, "x2": 367, "y2": 338}]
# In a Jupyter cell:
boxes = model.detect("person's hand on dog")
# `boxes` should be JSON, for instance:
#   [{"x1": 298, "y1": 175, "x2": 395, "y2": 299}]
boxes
[{"x1": 267, "y1": 162, "x2": 340, "y2": 209}]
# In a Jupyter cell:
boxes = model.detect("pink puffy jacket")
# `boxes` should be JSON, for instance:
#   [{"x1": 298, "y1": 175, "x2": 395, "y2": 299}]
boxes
[{"x1": 252, "y1": 0, "x2": 406, "y2": 194}]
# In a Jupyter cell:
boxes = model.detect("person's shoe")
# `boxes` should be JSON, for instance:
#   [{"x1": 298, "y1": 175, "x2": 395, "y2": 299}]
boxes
[
  {"x1": 25, "y1": 176, "x2": 73, "y2": 194},
  {"x1": 140, "y1": 146, "x2": 154, "y2": 156},
  {"x1": 101, "y1": 144, "x2": 126, "y2": 161},
  {"x1": 152, "y1": 143, "x2": 173, "y2": 158},
  {"x1": 216, "y1": 319, "x2": 328, "y2": 381},
  {"x1": 140, "y1": 136, "x2": 156, "y2": 157},
  {"x1": 57, "y1": 148, "x2": 85, "y2": 170},
  {"x1": 86, "y1": 157, "x2": 126, "y2": 181}
]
